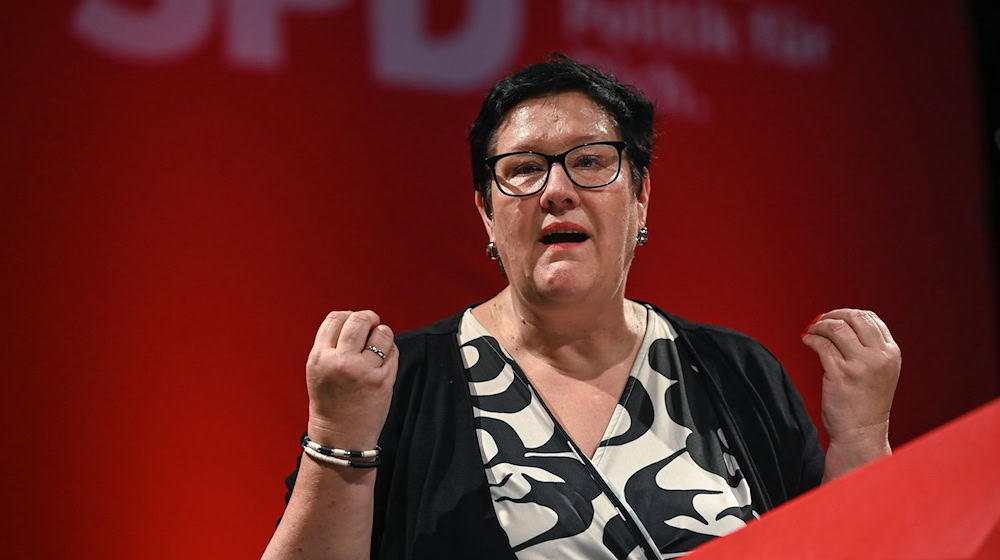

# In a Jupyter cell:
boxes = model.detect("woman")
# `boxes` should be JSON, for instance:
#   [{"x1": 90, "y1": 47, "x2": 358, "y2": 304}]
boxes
[{"x1": 264, "y1": 56, "x2": 900, "y2": 559}]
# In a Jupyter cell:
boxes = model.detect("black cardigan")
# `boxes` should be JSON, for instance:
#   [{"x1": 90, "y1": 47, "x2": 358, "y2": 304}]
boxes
[{"x1": 284, "y1": 304, "x2": 825, "y2": 559}]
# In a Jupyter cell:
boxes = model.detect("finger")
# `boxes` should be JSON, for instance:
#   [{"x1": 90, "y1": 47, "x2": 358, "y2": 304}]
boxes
[
  {"x1": 383, "y1": 341, "x2": 399, "y2": 373},
  {"x1": 314, "y1": 310, "x2": 352, "y2": 349},
  {"x1": 820, "y1": 309, "x2": 882, "y2": 347},
  {"x1": 370, "y1": 341, "x2": 400, "y2": 383},
  {"x1": 870, "y1": 312, "x2": 895, "y2": 345},
  {"x1": 337, "y1": 310, "x2": 381, "y2": 352},
  {"x1": 807, "y1": 318, "x2": 864, "y2": 358},
  {"x1": 363, "y1": 324, "x2": 395, "y2": 368},
  {"x1": 801, "y1": 333, "x2": 845, "y2": 371}
]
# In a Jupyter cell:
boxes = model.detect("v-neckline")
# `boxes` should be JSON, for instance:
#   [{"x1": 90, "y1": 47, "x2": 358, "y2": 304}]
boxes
[{"x1": 461, "y1": 305, "x2": 653, "y2": 464}]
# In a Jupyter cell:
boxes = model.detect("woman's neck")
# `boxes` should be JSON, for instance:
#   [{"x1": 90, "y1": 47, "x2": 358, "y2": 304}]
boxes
[{"x1": 474, "y1": 286, "x2": 646, "y2": 378}]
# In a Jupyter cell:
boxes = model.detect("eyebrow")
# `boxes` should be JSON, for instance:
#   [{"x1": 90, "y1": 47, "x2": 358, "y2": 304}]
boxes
[{"x1": 498, "y1": 135, "x2": 621, "y2": 155}]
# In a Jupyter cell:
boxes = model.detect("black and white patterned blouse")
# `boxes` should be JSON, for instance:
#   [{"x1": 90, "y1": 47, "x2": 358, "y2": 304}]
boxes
[{"x1": 458, "y1": 305, "x2": 758, "y2": 559}]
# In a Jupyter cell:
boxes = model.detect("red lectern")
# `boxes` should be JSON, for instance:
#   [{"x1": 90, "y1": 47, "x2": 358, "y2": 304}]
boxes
[{"x1": 689, "y1": 398, "x2": 1000, "y2": 559}]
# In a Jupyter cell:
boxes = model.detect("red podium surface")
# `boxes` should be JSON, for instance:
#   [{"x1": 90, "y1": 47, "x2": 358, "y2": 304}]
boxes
[{"x1": 690, "y1": 398, "x2": 1000, "y2": 559}]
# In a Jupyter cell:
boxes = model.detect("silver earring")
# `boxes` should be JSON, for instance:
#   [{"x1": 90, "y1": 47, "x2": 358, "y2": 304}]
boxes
[
  {"x1": 486, "y1": 241, "x2": 499, "y2": 260},
  {"x1": 636, "y1": 226, "x2": 648, "y2": 246}
]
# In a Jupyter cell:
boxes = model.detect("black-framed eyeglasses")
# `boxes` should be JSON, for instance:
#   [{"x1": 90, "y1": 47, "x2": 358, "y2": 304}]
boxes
[{"x1": 485, "y1": 141, "x2": 627, "y2": 197}]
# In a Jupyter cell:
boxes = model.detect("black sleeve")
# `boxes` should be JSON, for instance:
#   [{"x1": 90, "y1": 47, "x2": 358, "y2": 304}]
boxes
[
  {"x1": 678, "y1": 320, "x2": 825, "y2": 511},
  {"x1": 737, "y1": 340, "x2": 825, "y2": 503},
  {"x1": 781, "y1": 365, "x2": 825, "y2": 492},
  {"x1": 736, "y1": 339, "x2": 825, "y2": 503}
]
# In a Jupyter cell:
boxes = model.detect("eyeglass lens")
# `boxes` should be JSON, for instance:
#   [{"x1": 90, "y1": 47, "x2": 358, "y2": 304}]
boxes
[{"x1": 494, "y1": 143, "x2": 621, "y2": 196}]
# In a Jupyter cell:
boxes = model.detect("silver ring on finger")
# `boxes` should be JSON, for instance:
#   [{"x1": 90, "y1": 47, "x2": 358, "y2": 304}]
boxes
[{"x1": 366, "y1": 345, "x2": 386, "y2": 361}]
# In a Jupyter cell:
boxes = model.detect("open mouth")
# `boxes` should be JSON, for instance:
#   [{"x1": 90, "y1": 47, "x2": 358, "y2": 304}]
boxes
[{"x1": 541, "y1": 231, "x2": 589, "y2": 245}]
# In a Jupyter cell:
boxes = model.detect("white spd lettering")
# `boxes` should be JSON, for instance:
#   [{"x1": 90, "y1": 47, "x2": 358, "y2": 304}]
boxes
[
  {"x1": 71, "y1": 0, "x2": 349, "y2": 68},
  {"x1": 369, "y1": 0, "x2": 523, "y2": 91},
  {"x1": 70, "y1": 0, "x2": 522, "y2": 89},
  {"x1": 72, "y1": 0, "x2": 214, "y2": 61}
]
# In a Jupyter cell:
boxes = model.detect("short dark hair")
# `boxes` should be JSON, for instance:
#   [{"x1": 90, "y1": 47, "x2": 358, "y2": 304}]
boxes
[{"x1": 468, "y1": 53, "x2": 656, "y2": 216}]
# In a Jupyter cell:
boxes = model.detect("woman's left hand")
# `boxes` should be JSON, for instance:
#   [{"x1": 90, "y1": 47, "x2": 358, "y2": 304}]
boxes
[{"x1": 801, "y1": 308, "x2": 901, "y2": 481}]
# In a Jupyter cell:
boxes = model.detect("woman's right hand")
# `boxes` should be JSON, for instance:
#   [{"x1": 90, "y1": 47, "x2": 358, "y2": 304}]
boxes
[
  {"x1": 305, "y1": 310, "x2": 398, "y2": 450},
  {"x1": 263, "y1": 311, "x2": 396, "y2": 558}
]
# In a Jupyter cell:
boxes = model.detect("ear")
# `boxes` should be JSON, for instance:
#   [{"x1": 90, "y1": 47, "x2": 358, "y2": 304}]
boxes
[
  {"x1": 637, "y1": 173, "x2": 651, "y2": 225},
  {"x1": 475, "y1": 191, "x2": 494, "y2": 240}
]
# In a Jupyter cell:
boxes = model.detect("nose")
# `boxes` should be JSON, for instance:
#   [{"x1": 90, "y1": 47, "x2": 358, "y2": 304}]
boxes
[{"x1": 539, "y1": 161, "x2": 580, "y2": 213}]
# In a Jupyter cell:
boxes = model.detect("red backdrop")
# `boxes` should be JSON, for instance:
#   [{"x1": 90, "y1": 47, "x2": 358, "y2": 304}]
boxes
[{"x1": 2, "y1": 1, "x2": 996, "y2": 557}]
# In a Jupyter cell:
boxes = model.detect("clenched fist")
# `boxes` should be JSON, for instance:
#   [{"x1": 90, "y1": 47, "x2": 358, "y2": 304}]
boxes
[
  {"x1": 802, "y1": 308, "x2": 901, "y2": 479},
  {"x1": 306, "y1": 310, "x2": 398, "y2": 451}
]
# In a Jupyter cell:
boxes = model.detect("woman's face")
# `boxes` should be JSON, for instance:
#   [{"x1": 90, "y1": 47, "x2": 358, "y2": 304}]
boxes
[{"x1": 477, "y1": 91, "x2": 651, "y2": 306}]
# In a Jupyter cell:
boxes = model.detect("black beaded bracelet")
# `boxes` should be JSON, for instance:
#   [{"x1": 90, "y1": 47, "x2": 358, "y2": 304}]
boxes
[{"x1": 301, "y1": 434, "x2": 381, "y2": 468}]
